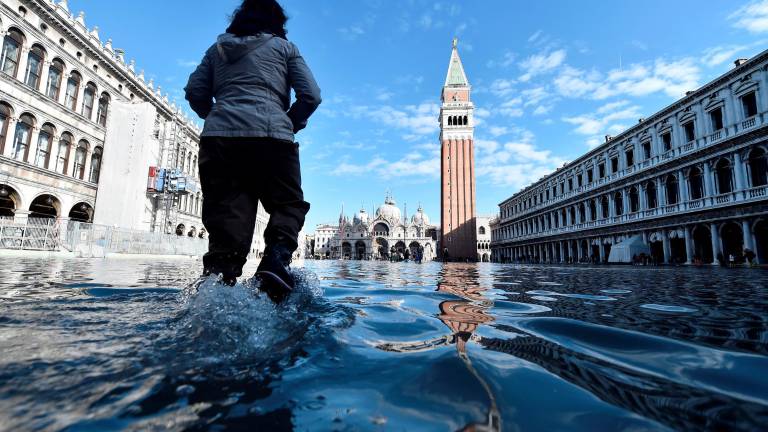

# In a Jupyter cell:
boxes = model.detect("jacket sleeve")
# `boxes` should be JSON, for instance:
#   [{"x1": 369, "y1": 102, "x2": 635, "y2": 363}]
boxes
[
  {"x1": 286, "y1": 43, "x2": 322, "y2": 133},
  {"x1": 184, "y1": 47, "x2": 215, "y2": 119}
]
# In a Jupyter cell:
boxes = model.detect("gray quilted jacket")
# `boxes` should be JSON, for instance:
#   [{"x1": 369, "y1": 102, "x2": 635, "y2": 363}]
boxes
[{"x1": 184, "y1": 33, "x2": 321, "y2": 141}]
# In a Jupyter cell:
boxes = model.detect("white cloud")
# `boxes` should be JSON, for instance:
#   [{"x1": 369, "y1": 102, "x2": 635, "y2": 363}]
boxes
[
  {"x1": 729, "y1": 0, "x2": 768, "y2": 33},
  {"x1": 475, "y1": 130, "x2": 567, "y2": 189},
  {"x1": 554, "y1": 58, "x2": 701, "y2": 100},
  {"x1": 332, "y1": 144, "x2": 440, "y2": 180},
  {"x1": 519, "y1": 49, "x2": 567, "y2": 82},
  {"x1": 528, "y1": 30, "x2": 543, "y2": 43},
  {"x1": 349, "y1": 102, "x2": 440, "y2": 137},
  {"x1": 490, "y1": 79, "x2": 516, "y2": 97},
  {"x1": 338, "y1": 25, "x2": 365, "y2": 40},
  {"x1": 176, "y1": 59, "x2": 198, "y2": 68},
  {"x1": 489, "y1": 126, "x2": 508, "y2": 137},
  {"x1": 631, "y1": 40, "x2": 649, "y2": 51},
  {"x1": 562, "y1": 100, "x2": 643, "y2": 147}
]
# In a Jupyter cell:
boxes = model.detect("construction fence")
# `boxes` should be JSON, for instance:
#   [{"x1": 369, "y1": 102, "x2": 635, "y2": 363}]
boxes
[{"x1": 0, "y1": 218, "x2": 208, "y2": 257}]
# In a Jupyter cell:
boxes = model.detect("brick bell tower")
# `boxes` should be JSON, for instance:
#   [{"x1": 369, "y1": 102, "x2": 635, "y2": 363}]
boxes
[{"x1": 440, "y1": 38, "x2": 477, "y2": 262}]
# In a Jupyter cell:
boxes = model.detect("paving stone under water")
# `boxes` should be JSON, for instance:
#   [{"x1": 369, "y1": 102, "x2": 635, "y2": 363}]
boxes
[{"x1": 0, "y1": 257, "x2": 766, "y2": 431}]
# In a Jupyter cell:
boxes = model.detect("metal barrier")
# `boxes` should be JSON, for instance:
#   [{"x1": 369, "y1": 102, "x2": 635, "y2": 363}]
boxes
[
  {"x1": 0, "y1": 218, "x2": 60, "y2": 251},
  {"x1": 0, "y1": 218, "x2": 208, "y2": 257},
  {"x1": 63, "y1": 222, "x2": 208, "y2": 257}
]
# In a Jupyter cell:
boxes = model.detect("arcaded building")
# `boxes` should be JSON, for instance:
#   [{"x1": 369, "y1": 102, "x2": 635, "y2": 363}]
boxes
[
  {"x1": 0, "y1": 0, "x2": 277, "y2": 252},
  {"x1": 440, "y1": 39, "x2": 477, "y2": 261},
  {"x1": 491, "y1": 52, "x2": 768, "y2": 265}
]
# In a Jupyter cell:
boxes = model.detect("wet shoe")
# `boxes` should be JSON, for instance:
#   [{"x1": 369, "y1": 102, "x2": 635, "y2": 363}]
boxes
[
  {"x1": 202, "y1": 269, "x2": 237, "y2": 287},
  {"x1": 256, "y1": 245, "x2": 294, "y2": 303}
]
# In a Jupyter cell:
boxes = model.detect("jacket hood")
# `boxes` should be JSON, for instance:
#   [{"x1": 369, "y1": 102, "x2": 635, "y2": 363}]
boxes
[{"x1": 216, "y1": 33, "x2": 274, "y2": 63}]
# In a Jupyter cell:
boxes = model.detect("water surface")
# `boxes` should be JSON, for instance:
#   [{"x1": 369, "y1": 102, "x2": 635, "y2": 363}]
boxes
[{"x1": 0, "y1": 258, "x2": 766, "y2": 431}]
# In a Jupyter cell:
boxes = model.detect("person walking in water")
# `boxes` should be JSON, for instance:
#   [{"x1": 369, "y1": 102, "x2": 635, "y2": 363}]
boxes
[{"x1": 184, "y1": 0, "x2": 321, "y2": 302}]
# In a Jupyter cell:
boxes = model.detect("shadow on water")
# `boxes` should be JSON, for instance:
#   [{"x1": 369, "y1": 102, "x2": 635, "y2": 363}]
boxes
[{"x1": 0, "y1": 258, "x2": 767, "y2": 431}]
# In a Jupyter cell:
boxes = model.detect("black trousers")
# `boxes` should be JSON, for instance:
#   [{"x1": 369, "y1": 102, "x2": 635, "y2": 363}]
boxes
[{"x1": 199, "y1": 136, "x2": 310, "y2": 277}]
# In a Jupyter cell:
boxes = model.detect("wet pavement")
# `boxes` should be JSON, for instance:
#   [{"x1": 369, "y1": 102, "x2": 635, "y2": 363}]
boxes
[{"x1": 0, "y1": 257, "x2": 766, "y2": 431}]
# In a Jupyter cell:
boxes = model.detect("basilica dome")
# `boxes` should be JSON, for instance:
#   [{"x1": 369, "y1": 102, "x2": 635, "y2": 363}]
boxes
[
  {"x1": 411, "y1": 205, "x2": 430, "y2": 225},
  {"x1": 376, "y1": 195, "x2": 401, "y2": 224}
]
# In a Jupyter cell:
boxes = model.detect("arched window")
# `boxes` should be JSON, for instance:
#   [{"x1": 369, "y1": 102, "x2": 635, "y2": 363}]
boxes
[
  {"x1": 748, "y1": 147, "x2": 768, "y2": 187},
  {"x1": 35, "y1": 123, "x2": 55, "y2": 169},
  {"x1": 186, "y1": 152, "x2": 192, "y2": 174},
  {"x1": 55, "y1": 132, "x2": 73, "y2": 174},
  {"x1": 569, "y1": 207, "x2": 576, "y2": 225},
  {"x1": 646, "y1": 182, "x2": 657, "y2": 209},
  {"x1": 89, "y1": 147, "x2": 102, "y2": 183},
  {"x1": 589, "y1": 200, "x2": 597, "y2": 221},
  {"x1": 24, "y1": 44, "x2": 46, "y2": 89},
  {"x1": 192, "y1": 155, "x2": 198, "y2": 178},
  {"x1": 448, "y1": 116, "x2": 453, "y2": 126},
  {"x1": 73, "y1": 140, "x2": 88, "y2": 180},
  {"x1": 463, "y1": 115, "x2": 468, "y2": 125},
  {"x1": 578, "y1": 203, "x2": 586, "y2": 222},
  {"x1": 614, "y1": 191, "x2": 623, "y2": 216},
  {"x1": 1, "y1": 29, "x2": 24, "y2": 78},
  {"x1": 0, "y1": 103, "x2": 11, "y2": 155},
  {"x1": 601, "y1": 196, "x2": 609, "y2": 218},
  {"x1": 665, "y1": 174, "x2": 679, "y2": 205},
  {"x1": 629, "y1": 187, "x2": 639, "y2": 212},
  {"x1": 12, "y1": 113, "x2": 35, "y2": 162},
  {"x1": 46, "y1": 58, "x2": 65, "y2": 100},
  {"x1": 479, "y1": 226, "x2": 486, "y2": 235},
  {"x1": 64, "y1": 71, "x2": 81, "y2": 111},
  {"x1": 179, "y1": 148, "x2": 186, "y2": 171},
  {"x1": 96, "y1": 93, "x2": 110, "y2": 126},
  {"x1": 689, "y1": 167, "x2": 704, "y2": 199},
  {"x1": 81, "y1": 82, "x2": 97, "y2": 119},
  {"x1": 715, "y1": 159, "x2": 733, "y2": 194}
]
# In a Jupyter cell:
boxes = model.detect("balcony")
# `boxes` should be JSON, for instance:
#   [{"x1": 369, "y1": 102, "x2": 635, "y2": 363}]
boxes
[
  {"x1": 742, "y1": 116, "x2": 757, "y2": 130},
  {"x1": 714, "y1": 193, "x2": 731, "y2": 204},
  {"x1": 748, "y1": 185, "x2": 767, "y2": 199},
  {"x1": 709, "y1": 130, "x2": 722, "y2": 143}
]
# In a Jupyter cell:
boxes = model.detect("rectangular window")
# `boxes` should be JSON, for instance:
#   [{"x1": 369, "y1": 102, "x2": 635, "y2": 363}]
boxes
[
  {"x1": 577, "y1": 174, "x2": 583, "y2": 187},
  {"x1": 552, "y1": 186, "x2": 557, "y2": 197},
  {"x1": 568, "y1": 178, "x2": 573, "y2": 190},
  {"x1": 587, "y1": 169, "x2": 594, "y2": 183},
  {"x1": 742, "y1": 92, "x2": 758, "y2": 118},
  {"x1": 710, "y1": 108, "x2": 724, "y2": 131},
  {"x1": 610, "y1": 157, "x2": 619, "y2": 173},
  {"x1": 625, "y1": 149, "x2": 634, "y2": 167},
  {"x1": 642, "y1": 141, "x2": 652, "y2": 159},
  {"x1": 560, "y1": 182, "x2": 564, "y2": 194},
  {"x1": 546, "y1": 190, "x2": 550, "y2": 200},
  {"x1": 683, "y1": 121, "x2": 695, "y2": 142},
  {"x1": 598, "y1": 163, "x2": 605, "y2": 178},
  {"x1": 661, "y1": 132, "x2": 672, "y2": 151}
]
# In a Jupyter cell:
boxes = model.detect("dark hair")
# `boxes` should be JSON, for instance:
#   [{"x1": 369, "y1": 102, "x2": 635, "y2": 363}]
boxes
[{"x1": 227, "y1": 0, "x2": 288, "y2": 39}]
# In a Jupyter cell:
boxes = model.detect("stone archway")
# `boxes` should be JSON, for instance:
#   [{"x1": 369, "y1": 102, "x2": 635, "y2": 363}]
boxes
[
  {"x1": 692, "y1": 225, "x2": 713, "y2": 264},
  {"x1": 408, "y1": 241, "x2": 421, "y2": 260},
  {"x1": 0, "y1": 184, "x2": 21, "y2": 219},
  {"x1": 342, "y1": 241, "x2": 352, "y2": 259},
  {"x1": 355, "y1": 240, "x2": 366, "y2": 260},
  {"x1": 720, "y1": 222, "x2": 744, "y2": 263},
  {"x1": 376, "y1": 237, "x2": 389, "y2": 260},
  {"x1": 754, "y1": 220, "x2": 768, "y2": 264},
  {"x1": 668, "y1": 229, "x2": 686, "y2": 264},
  {"x1": 68, "y1": 202, "x2": 93, "y2": 223},
  {"x1": 176, "y1": 224, "x2": 186, "y2": 236},
  {"x1": 29, "y1": 194, "x2": 60, "y2": 222}
]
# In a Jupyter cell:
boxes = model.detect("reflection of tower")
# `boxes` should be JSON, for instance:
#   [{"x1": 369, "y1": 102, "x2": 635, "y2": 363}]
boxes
[{"x1": 440, "y1": 38, "x2": 477, "y2": 261}]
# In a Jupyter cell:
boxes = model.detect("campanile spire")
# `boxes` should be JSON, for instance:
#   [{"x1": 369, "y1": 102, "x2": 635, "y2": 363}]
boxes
[{"x1": 439, "y1": 38, "x2": 477, "y2": 261}]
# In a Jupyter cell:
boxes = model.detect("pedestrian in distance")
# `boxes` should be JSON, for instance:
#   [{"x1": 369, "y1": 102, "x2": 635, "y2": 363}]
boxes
[{"x1": 185, "y1": 0, "x2": 321, "y2": 303}]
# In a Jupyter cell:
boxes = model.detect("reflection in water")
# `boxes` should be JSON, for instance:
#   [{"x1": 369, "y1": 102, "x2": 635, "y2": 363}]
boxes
[
  {"x1": 1, "y1": 258, "x2": 767, "y2": 430},
  {"x1": 377, "y1": 264, "x2": 500, "y2": 431}
]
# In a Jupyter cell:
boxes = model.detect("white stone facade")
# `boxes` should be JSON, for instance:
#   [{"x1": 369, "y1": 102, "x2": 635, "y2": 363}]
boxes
[
  {"x1": 312, "y1": 194, "x2": 439, "y2": 261},
  {"x1": 0, "y1": 0, "x2": 271, "y2": 251},
  {"x1": 492, "y1": 53, "x2": 768, "y2": 266}
]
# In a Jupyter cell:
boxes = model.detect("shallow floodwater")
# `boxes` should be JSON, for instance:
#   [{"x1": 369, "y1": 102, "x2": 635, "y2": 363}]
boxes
[{"x1": 0, "y1": 258, "x2": 767, "y2": 431}]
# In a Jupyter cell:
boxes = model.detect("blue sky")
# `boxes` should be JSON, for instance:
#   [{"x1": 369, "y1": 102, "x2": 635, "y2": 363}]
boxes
[{"x1": 72, "y1": 0, "x2": 768, "y2": 232}]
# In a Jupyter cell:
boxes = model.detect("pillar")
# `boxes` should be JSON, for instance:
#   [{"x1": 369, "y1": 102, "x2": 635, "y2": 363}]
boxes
[
  {"x1": 733, "y1": 152, "x2": 745, "y2": 192},
  {"x1": 710, "y1": 223, "x2": 722, "y2": 265},
  {"x1": 3, "y1": 118, "x2": 18, "y2": 158},
  {"x1": 662, "y1": 231, "x2": 670, "y2": 264},
  {"x1": 742, "y1": 219, "x2": 754, "y2": 251},
  {"x1": 622, "y1": 188, "x2": 629, "y2": 215},
  {"x1": 678, "y1": 169, "x2": 689, "y2": 203},
  {"x1": 657, "y1": 177, "x2": 666, "y2": 207},
  {"x1": 598, "y1": 238, "x2": 606, "y2": 263},
  {"x1": 559, "y1": 241, "x2": 565, "y2": 263},
  {"x1": 703, "y1": 162, "x2": 714, "y2": 199},
  {"x1": 684, "y1": 226, "x2": 694, "y2": 265}
]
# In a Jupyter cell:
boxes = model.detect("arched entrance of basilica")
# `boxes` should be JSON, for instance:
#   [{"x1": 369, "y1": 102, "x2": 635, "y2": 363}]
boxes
[
  {"x1": 341, "y1": 242, "x2": 352, "y2": 260},
  {"x1": 376, "y1": 238, "x2": 389, "y2": 260},
  {"x1": 355, "y1": 240, "x2": 366, "y2": 260}
]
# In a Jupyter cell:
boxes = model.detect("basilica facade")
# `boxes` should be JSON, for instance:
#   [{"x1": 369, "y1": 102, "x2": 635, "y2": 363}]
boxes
[{"x1": 314, "y1": 194, "x2": 439, "y2": 261}]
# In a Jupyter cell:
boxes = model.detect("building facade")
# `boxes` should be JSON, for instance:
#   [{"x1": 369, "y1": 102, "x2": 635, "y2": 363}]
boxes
[
  {"x1": 492, "y1": 53, "x2": 768, "y2": 266},
  {"x1": 476, "y1": 215, "x2": 492, "y2": 262},
  {"x1": 312, "y1": 194, "x2": 439, "y2": 261},
  {"x1": 440, "y1": 38, "x2": 477, "y2": 261},
  {"x1": 0, "y1": 0, "x2": 271, "y2": 252}
]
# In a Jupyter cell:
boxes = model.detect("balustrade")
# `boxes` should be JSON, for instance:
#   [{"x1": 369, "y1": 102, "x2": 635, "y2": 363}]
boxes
[{"x1": 742, "y1": 116, "x2": 757, "y2": 130}]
